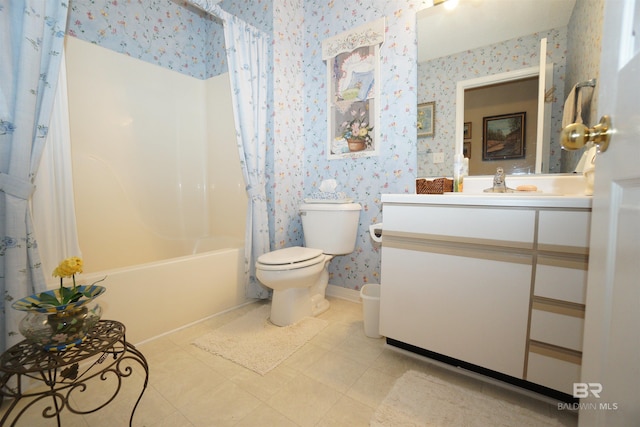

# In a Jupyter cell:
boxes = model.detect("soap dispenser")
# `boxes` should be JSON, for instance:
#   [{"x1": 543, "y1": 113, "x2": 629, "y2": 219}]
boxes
[{"x1": 453, "y1": 154, "x2": 464, "y2": 192}]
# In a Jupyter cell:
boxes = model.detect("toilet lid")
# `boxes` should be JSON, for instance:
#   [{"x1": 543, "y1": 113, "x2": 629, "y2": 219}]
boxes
[{"x1": 257, "y1": 246, "x2": 323, "y2": 265}]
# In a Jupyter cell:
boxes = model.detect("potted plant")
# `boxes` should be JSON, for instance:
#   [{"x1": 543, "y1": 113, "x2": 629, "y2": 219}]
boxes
[
  {"x1": 12, "y1": 257, "x2": 106, "y2": 351},
  {"x1": 340, "y1": 109, "x2": 373, "y2": 152}
]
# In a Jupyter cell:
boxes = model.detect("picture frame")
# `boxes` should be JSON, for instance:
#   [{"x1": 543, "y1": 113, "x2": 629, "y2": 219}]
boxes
[
  {"x1": 463, "y1": 122, "x2": 472, "y2": 139},
  {"x1": 463, "y1": 140, "x2": 471, "y2": 158},
  {"x1": 482, "y1": 112, "x2": 526, "y2": 160},
  {"x1": 323, "y1": 19, "x2": 385, "y2": 159},
  {"x1": 417, "y1": 101, "x2": 435, "y2": 137}
]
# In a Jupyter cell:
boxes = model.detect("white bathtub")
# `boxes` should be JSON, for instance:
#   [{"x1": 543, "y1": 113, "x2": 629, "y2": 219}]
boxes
[{"x1": 75, "y1": 238, "x2": 249, "y2": 344}]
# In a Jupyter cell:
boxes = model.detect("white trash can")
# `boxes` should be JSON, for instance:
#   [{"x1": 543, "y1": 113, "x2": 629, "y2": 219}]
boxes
[{"x1": 360, "y1": 284, "x2": 382, "y2": 338}]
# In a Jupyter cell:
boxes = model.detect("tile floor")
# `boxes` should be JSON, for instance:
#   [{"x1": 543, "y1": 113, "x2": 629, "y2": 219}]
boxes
[{"x1": 1, "y1": 297, "x2": 578, "y2": 426}]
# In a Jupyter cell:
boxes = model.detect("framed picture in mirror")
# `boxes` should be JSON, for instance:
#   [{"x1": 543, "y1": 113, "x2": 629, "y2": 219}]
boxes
[
  {"x1": 463, "y1": 141, "x2": 471, "y2": 158},
  {"x1": 482, "y1": 112, "x2": 525, "y2": 160},
  {"x1": 463, "y1": 122, "x2": 472, "y2": 139},
  {"x1": 417, "y1": 101, "x2": 435, "y2": 137}
]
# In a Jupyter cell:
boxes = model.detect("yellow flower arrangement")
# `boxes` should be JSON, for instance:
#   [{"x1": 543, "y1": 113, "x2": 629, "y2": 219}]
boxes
[
  {"x1": 32, "y1": 257, "x2": 105, "y2": 308},
  {"x1": 53, "y1": 256, "x2": 84, "y2": 282}
]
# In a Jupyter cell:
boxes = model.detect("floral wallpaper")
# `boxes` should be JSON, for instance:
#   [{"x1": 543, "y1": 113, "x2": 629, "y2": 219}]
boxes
[
  {"x1": 301, "y1": 1, "x2": 421, "y2": 289},
  {"x1": 68, "y1": 0, "x2": 216, "y2": 79},
  {"x1": 67, "y1": 0, "x2": 273, "y2": 79},
  {"x1": 417, "y1": 28, "x2": 568, "y2": 177},
  {"x1": 271, "y1": 0, "x2": 305, "y2": 250}
]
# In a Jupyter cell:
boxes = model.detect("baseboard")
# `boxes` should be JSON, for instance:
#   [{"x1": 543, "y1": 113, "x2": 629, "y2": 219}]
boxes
[{"x1": 326, "y1": 284, "x2": 362, "y2": 303}]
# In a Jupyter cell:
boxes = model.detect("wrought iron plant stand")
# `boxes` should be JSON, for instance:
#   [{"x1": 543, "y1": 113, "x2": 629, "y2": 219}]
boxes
[{"x1": 0, "y1": 320, "x2": 148, "y2": 426}]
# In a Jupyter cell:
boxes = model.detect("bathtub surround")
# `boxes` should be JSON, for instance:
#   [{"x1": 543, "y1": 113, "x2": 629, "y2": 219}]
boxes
[
  {"x1": 65, "y1": 36, "x2": 247, "y2": 272},
  {"x1": 193, "y1": 303, "x2": 328, "y2": 375},
  {"x1": 63, "y1": 14, "x2": 257, "y2": 342},
  {"x1": 67, "y1": 0, "x2": 271, "y2": 299},
  {"x1": 372, "y1": 370, "x2": 565, "y2": 426}
]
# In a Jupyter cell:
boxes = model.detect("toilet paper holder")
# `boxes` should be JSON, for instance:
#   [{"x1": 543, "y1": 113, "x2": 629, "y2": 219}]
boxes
[{"x1": 369, "y1": 223, "x2": 383, "y2": 243}]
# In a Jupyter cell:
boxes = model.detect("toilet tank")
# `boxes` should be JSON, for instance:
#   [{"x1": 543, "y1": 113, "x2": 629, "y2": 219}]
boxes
[{"x1": 299, "y1": 203, "x2": 362, "y2": 255}]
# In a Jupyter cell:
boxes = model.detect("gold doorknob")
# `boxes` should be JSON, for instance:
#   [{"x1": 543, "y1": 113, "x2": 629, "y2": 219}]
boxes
[{"x1": 560, "y1": 115, "x2": 612, "y2": 152}]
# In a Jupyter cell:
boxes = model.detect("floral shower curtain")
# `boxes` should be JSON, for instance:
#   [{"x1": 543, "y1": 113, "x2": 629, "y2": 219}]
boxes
[
  {"x1": 189, "y1": 1, "x2": 271, "y2": 299},
  {"x1": 0, "y1": 1, "x2": 69, "y2": 352}
]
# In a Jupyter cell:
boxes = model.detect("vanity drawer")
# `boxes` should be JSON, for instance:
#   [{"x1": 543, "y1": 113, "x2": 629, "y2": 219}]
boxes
[
  {"x1": 534, "y1": 257, "x2": 588, "y2": 304},
  {"x1": 529, "y1": 308, "x2": 584, "y2": 352},
  {"x1": 538, "y1": 210, "x2": 591, "y2": 253},
  {"x1": 383, "y1": 205, "x2": 535, "y2": 247},
  {"x1": 527, "y1": 347, "x2": 581, "y2": 395}
]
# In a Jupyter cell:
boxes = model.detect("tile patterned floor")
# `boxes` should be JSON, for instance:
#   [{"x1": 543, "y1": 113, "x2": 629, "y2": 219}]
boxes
[{"x1": 1, "y1": 297, "x2": 578, "y2": 426}]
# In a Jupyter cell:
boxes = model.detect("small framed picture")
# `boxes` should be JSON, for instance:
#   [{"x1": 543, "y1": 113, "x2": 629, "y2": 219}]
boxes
[
  {"x1": 417, "y1": 101, "x2": 435, "y2": 137},
  {"x1": 482, "y1": 112, "x2": 526, "y2": 160},
  {"x1": 463, "y1": 141, "x2": 471, "y2": 158},
  {"x1": 463, "y1": 122, "x2": 472, "y2": 139}
]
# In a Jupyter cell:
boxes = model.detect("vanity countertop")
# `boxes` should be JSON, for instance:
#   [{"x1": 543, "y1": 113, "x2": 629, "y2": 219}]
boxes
[{"x1": 381, "y1": 193, "x2": 592, "y2": 209}]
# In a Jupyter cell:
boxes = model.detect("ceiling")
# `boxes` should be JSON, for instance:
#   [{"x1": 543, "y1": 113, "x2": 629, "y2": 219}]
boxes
[{"x1": 417, "y1": 0, "x2": 577, "y2": 62}]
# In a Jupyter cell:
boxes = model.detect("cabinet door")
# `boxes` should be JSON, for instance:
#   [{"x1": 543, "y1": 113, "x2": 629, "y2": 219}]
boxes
[{"x1": 380, "y1": 246, "x2": 532, "y2": 378}]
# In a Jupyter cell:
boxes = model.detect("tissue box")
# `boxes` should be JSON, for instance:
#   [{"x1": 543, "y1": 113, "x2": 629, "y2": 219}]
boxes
[{"x1": 416, "y1": 178, "x2": 453, "y2": 194}]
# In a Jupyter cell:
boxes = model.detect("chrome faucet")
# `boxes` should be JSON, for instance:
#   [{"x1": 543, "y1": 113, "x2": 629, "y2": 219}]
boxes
[
  {"x1": 484, "y1": 167, "x2": 514, "y2": 193},
  {"x1": 492, "y1": 167, "x2": 507, "y2": 192}
]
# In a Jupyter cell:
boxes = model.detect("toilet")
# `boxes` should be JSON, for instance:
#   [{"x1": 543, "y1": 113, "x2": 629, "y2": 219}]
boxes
[{"x1": 256, "y1": 202, "x2": 362, "y2": 326}]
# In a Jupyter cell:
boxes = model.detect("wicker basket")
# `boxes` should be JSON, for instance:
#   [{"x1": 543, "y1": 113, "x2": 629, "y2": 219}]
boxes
[{"x1": 416, "y1": 178, "x2": 454, "y2": 194}]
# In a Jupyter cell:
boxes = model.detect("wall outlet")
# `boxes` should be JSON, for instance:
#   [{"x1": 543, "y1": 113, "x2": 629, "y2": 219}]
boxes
[{"x1": 433, "y1": 152, "x2": 444, "y2": 163}]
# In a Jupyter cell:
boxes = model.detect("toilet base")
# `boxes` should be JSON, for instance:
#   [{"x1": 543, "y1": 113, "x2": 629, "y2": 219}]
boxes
[
  {"x1": 262, "y1": 255, "x2": 333, "y2": 327},
  {"x1": 269, "y1": 289, "x2": 331, "y2": 326},
  {"x1": 270, "y1": 287, "x2": 312, "y2": 326}
]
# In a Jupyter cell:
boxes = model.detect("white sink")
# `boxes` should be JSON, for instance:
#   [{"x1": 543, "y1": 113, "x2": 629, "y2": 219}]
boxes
[
  {"x1": 460, "y1": 174, "x2": 589, "y2": 196},
  {"x1": 446, "y1": 191, "x2": 566, "y2": 196}
]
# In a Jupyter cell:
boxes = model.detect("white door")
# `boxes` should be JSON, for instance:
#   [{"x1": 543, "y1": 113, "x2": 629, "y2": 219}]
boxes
[{"x1": 579, "y1": 0, "x2": 640, "y2": 425}]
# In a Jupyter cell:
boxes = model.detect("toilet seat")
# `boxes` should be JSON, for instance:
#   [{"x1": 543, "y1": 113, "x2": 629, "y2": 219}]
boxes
[{"x1": 256, "y1": 246, "x2": 325, "y2": 271}]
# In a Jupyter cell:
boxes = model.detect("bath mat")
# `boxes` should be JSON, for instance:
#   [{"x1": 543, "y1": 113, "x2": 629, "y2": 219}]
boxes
[
  {"x1": 193, "y1": 305, "x2": 328, "y2": 375},
  {"x1": 371, "y1": 370, "x2": 564, "y2": 426}
]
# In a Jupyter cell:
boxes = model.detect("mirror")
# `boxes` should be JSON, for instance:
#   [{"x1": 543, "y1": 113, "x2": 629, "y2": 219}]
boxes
[{"x1": 417, "y1": 0, "x2": 603, "y2": 177}]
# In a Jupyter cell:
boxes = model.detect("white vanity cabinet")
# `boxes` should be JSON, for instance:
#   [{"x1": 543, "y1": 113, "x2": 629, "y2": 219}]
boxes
[{"x1": 380, "y1": 194, "x2": 591, "y2": 398}]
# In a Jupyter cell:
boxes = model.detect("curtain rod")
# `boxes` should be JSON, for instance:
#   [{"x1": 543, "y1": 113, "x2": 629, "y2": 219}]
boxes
[{"x1": 186, "y1": 0, "x2": 225, "y2": 21}]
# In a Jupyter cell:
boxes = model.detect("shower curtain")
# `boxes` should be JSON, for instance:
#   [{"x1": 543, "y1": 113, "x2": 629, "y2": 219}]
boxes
[
  {"x1": 0, "y1": 1, "x2": 69, "y2": 352},
  {"x1": 189, "y1": 0, "x2": 271, "y2": 299},
  {"x1": 32, "y1": 49, "x2": 83, "y2": 277}
]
